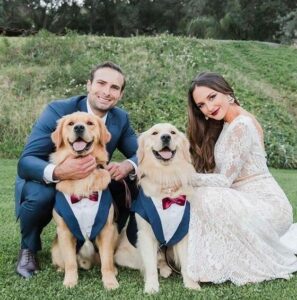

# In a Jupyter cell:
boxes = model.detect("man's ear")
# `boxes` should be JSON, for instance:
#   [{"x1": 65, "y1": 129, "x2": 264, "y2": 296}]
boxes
[
  {"x1": 87, "y1": 79, "x2": 92, "y2": 93},
  {"x1": 119, "y1": 90, "x2": 124, "y2": 101},
  {"x1": 51, "y1": 117, "x2": 66, "y2": 149}
]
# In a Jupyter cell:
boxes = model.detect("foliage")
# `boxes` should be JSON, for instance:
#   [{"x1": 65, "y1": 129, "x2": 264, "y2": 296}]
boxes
[
  {"x1": 276, "y1": 9, "x2": 297, "y2": 45},
  {"x1": 1, "y1": 159, "x2": 297, "y2": 298},
  {"x1": 0, "y1": 33, "x2": 296, "y2": 168},
  {"x1": 0, "y1": 0, "x2": 297, "y2": 42}
]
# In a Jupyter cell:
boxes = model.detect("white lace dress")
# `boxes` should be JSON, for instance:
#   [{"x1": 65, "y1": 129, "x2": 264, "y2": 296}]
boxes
[{"x1": 187, "y1": 115, "x2": 297, "y2": 285}]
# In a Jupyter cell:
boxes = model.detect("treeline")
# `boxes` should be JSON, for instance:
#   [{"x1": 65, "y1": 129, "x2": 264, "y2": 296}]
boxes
[{"x1": 0, "y1": 0, "x2": 296, "y2": 43}]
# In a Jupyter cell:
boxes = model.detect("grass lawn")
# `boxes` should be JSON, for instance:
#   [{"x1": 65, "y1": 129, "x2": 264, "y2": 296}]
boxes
[{"x1": 1, "y1": 159, "x2": 297, "y2": 299}]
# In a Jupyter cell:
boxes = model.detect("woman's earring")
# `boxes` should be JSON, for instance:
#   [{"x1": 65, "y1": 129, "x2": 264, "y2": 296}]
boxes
[
  {"x1": 205, "y1": 116, "x2": 209, "y2": 120},
  {"x1": 228, "y1": 95, "x2": 235, "y2": 103}
]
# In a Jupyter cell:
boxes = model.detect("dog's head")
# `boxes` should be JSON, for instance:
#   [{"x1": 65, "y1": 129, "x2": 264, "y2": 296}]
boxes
[
  {"x1": 51, "y1": 112, "x2": 111, "y2": 157},
  {"x1": 137, "y1": 123, "x2": 192, "y2": 167}
]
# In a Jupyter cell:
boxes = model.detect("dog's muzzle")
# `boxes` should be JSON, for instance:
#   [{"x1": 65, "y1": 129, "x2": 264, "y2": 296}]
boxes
[
  {"x1": 153, "y1": 134, "x2": 176, "y2": 161},
  {"x1": 69, "y1": 125, "x2": 94, "y2": 154},
  {"x1": 70, "y1": 138, "x2": 94, "y2": 154}
]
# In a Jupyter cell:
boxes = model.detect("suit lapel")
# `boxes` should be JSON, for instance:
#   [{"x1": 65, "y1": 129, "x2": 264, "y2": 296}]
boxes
[{"x1": 77, "y1": 97, "x2": 88, "y2": 112}]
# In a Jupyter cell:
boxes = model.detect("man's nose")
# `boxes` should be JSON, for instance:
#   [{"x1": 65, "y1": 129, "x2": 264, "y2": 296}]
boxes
[{"x1": 101, "y1": 84, "x2": 111, "y2": 96}]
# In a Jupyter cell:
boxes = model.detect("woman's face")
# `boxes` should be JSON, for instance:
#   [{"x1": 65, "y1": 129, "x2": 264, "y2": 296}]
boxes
[{"x1": 192, "y1": 86, "x2": 230, "y2": 121}]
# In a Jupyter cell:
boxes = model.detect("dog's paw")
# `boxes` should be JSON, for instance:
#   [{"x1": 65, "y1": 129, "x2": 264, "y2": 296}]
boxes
[
  {"x1": 63, "y1": 277, "x2": 78, "y2": 288},
  {"x1": 159, "y1": 264, "x2": 172, "y2": 278},
  {"x1": 103, "y1": 275, "x2": 119, "y2": 290},
  {"x1": 184, "y1": 279, "x2": 201, "y2": 290},
  {"x1": 144, "y1": 282, "x2": 159, "y2": 294}
]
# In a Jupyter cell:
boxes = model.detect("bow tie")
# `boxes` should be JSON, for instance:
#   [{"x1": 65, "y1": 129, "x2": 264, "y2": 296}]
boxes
[
  {"x1": 162, "y1": 195, "x2": 186, "y2": 210},
  {"x1": 70, "y1": 192, "x2": 99, "y2": 204}
]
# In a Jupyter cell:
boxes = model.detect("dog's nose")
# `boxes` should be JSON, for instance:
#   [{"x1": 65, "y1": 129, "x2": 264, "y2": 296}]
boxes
[
  {"x1": 161, "y1": 134, "x2": 171, "y2": 144},
  {"x1": 74, "y1": 124, "x2": 85, "y2": 134}
]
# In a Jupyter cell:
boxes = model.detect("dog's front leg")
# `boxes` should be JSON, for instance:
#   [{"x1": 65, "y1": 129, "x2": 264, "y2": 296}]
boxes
[
  {"x1": 95, "y1": 205, "x2": 119, "y2": 290},
  {"x1": 53, "y1": 211, "x2": 78, "y2": 288},
  {"x1": 175, "y1": 236, "x2": 201, "y2": 290},
  {"x1": 136, "y1": 215, "x2": 160, "y2": 294}
]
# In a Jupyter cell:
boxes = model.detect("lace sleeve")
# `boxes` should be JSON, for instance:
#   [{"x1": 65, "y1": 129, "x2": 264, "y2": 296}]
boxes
[{"x1": 191, "y1": 118, "x2": 253, "y2": 188}]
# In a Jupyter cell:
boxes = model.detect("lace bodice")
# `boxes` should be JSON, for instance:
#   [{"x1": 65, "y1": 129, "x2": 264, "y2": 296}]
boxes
[{"x1": 191, "y1": 115, "x2": 269, "y2": 187}]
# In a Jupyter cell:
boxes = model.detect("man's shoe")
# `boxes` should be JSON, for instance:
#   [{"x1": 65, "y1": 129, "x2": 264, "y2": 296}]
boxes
[{"x1": 16, "y1": 249, "x2": 39, "y2": 278}]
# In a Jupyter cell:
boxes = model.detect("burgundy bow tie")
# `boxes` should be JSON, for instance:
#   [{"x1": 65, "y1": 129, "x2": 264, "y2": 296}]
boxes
[
  {"x1": 70, "y1": 192, "x2": 99, "y2": 204},
  {"x1": 162, "y1": 195, "x2": 186, "y2": 210}
]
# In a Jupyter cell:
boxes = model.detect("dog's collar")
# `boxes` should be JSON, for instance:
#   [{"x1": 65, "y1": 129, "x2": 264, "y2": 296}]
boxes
[{"x1": 161, "y1": 185, "x2": 180, "y2": 195}]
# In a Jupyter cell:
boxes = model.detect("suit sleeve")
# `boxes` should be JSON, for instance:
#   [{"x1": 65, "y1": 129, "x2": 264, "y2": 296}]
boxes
[
  {"x1": 17, "y1": 104, "x2": 61, "y2": 182},
  {"x1": 117, "y1": 113, "x2": 138, "y2": 165}
]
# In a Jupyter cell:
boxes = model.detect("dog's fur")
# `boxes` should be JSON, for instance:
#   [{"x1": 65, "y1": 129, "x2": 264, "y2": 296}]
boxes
[
  {"x1": 115, "y1": 123, "x2": 200, "y2": 293},
  {"x1": 50, "y1": 112, "x2": 119, "y2": 289}
]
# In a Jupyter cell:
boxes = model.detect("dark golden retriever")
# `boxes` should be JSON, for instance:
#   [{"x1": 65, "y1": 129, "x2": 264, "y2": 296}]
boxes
[{"x1": 50, "y1": 112, "x2": 119, "y2": 289}]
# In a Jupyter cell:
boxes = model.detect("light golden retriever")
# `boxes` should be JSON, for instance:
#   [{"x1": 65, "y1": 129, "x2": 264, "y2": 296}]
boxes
[
  {"x1": 115, "y1": 123, "x2": 200, "y2": 293},
  {"x1": 50, "y1": 112, "x2": 119, "y2": 289}
]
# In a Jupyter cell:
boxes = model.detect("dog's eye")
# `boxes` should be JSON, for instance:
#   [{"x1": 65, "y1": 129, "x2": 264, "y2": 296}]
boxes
[
  {"x1": 152, "y1": 131, "x2": 158, "y2": 135},
  {"x1": 87, "y1": 121, "x2": 94, "y2": 126},
  {"x1": 68, "y1": 122, "x2": 74, "y2": 126},
  {"x1": 170, "y1": 130, "x2": 176, "y2": 135}
]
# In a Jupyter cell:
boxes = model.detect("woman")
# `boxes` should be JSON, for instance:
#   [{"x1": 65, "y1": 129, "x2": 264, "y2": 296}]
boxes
[{"x1": 187, "y1": 72, "x2": 297, "y2": 285}]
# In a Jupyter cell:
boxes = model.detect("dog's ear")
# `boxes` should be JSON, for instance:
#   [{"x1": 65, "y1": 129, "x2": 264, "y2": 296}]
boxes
[
  {"x1": 51, "y1": 117, "x2": 66, "y2": 149},
  {"x1": 96, "y1": 117, "x2": 111, "y2": 145},
  {"x1": 136, "y1": 133, "x2": 146, "y2": 164},
  {"x1": 180, "y1": 133, "x2": 192, "y2": 164}
]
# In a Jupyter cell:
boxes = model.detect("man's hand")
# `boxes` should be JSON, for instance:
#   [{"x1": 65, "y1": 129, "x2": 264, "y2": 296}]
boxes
[
  {"x1": 53, "y1": 155, "x2": 97, "y2": 181},
  {"x1": 106, "y1": 161, "x2": 134, "y2": 181}
]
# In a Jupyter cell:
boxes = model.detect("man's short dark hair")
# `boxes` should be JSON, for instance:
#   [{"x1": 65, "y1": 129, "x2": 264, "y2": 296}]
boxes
[{"x1": 89, "y1": 61, "x2": 126, "y2": 91}]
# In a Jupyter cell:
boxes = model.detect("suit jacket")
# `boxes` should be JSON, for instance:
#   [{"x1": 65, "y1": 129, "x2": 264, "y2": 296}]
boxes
[
  {"x1": 127, "y1": 188, "x2": 190, "y2": 248},
  {"x1": 54, "y1": 188, "x2": 113, "y2": 250},
  {"x1": 15, "y1": 95, "x2": 138, "y2": 216}
]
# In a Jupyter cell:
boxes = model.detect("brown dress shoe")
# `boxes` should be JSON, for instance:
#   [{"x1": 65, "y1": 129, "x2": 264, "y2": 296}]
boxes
[{"x1": 16, "y1": 249, "x2": 40, "y2": 278}]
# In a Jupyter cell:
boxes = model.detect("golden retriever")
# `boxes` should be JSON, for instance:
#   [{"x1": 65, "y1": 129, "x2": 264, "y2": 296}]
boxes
[
  {"x1": 115, "y1": 123, "x2": 200, "y2": 293},
  {"x1": 50, "y1": 112, "x2": 119, "y2": 289}
]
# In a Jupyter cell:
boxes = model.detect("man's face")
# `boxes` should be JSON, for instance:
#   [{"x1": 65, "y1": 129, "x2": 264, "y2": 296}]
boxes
[{"x1": 87, "y1": 67, "x2": 124, "y2": 117}]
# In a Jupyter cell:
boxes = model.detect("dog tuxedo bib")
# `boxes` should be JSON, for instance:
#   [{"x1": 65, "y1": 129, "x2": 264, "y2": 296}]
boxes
[
  {"x1": 54, "y1": 189, "x2": 113, "y2": 249},
  {"x1": 127, "y1": 188, "x2": 190, "y2": 248}
]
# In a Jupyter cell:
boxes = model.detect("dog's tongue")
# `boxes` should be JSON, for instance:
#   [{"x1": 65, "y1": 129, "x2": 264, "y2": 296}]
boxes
[
  {"x1": 158, "y1": 150, "x2": 173, "y2": 159},
  {"x1": 73, "y1": 141, "x2": 87, "y2": 151}
]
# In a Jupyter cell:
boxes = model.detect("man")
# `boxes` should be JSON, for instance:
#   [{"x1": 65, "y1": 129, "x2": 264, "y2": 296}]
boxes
[{"x1": 15, "y1": 61, "x2": 138, "y2": 278}]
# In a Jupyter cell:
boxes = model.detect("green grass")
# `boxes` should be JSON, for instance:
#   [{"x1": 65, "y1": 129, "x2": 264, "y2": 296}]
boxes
[
  {"x1": 1, "y1": 159, "x2": 297, "y2": 299},
  {"x1": 0, "y1": 32, "x2": 296, "y2": 167}
]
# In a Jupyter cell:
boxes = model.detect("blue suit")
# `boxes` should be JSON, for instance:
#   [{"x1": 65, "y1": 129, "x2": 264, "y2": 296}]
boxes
[{"x1": 15, "y1": 95, "x2": 138, "y2": 252}]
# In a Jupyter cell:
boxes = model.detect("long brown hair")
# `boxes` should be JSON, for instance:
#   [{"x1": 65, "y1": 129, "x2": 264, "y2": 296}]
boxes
[{"x1": 187, "y1": 72, "x2": 240, "y2": 172}]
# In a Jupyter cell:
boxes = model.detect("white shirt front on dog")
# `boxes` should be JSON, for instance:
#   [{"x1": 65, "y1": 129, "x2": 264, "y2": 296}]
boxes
[
  {"x1": 63, "y1": 191, "x2": 102, "y2": 238},
  {"x1": 151, "y1": 197, "x2": 186, "y2": 243}
]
